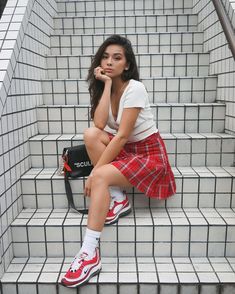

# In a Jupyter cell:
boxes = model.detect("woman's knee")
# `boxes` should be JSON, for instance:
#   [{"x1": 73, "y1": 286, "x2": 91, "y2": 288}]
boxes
[
  {"x1": 91, "y1": 167, "x2": 106, "y2": 185},
  {"x1": 91, "y1": 165, "x2": 131, "y2": 188},
  {"x1": 84, "y1": 127, "x2": 110, "y2": 147},
  {"x1": 84, "y1": 127, "x2": 101, "y2": 146}
]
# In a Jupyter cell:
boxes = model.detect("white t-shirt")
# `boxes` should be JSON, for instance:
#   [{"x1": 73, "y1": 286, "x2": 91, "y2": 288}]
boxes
[{"x1": 106, "y1": 79, "x2": 157, "y2": 142}]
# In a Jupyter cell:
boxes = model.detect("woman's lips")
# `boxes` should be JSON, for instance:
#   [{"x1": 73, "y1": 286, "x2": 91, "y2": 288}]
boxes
[{"x1": 104, "y1": 68, "x2": 113, "y2": 73}]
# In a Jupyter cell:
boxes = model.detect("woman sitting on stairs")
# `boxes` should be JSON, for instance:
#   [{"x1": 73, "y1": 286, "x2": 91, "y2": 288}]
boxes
[{"x1": 61, "y1": 34, "x2": 176, "y2": 288}]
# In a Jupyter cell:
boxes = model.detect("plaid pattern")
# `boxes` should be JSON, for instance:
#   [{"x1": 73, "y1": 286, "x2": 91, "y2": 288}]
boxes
[{"x1": 109, "y1": 132, "x2": 176, "y2": 199}]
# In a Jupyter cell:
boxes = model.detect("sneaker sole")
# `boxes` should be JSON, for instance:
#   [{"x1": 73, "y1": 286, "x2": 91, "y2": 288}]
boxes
[
  {"x1": 105, "y1": 204, "x2": 132, "y2": 225},
  {"x1": 61, "y1": 262, "x2": 102, "y2": 288}
]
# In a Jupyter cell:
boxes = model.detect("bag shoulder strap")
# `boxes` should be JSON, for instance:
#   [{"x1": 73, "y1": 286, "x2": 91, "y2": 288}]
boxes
[{"x1": 64, "y1": 172, "x2": 88, "y2": 214}]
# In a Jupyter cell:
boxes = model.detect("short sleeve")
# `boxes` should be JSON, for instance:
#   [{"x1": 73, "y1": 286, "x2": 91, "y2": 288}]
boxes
[{"x1": 123, "y1": 81, "x2": 148, "y2": 109}]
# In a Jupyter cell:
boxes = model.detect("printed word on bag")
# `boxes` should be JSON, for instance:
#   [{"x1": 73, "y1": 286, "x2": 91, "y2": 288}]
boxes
[{"x1": 62, "y1": 145, "x2": 93, "y2": 178}]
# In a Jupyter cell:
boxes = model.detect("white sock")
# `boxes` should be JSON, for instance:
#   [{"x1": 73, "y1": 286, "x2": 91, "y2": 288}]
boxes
[
  {"x1": 109, "y1": 186, "x2": 125, "y2": 202},
  {"x1": 79, "y1": 228, "x2": 101, "y2": 257}
]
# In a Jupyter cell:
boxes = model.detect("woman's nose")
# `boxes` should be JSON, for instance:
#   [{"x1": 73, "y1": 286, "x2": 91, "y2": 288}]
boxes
[{"x1": 107, "y1": 57, "x2": 112, "y2": 65}]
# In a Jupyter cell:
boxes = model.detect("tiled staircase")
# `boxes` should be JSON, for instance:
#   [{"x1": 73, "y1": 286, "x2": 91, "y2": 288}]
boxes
[{"x1": 1, "y1": 0, "x2": 235, "y2": 293}]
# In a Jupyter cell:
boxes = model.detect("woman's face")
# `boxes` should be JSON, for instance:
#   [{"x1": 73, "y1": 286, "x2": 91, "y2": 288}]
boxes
[{"x1": 100, "y1": 44, "x2": 129, "y2": 79}]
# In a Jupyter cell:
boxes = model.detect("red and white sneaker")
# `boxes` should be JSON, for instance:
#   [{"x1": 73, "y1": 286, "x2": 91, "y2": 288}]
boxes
[
  {"x1": 105, "y1": 194, "x2": 131, "y2": 225},
  {"x1": 61, "y1": 248, "x2": 101, "y2": 288}
]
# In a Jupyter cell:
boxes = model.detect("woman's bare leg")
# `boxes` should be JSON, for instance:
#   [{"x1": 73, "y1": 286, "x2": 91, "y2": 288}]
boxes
[
  {"x1": 84, "y1": 127, "x2": 126, "y2": 202},
  {"x1": 61, "y1": 157, "x2": 132, "y2": 287},
  {"x1": 84, "y1": 127, "x2": 110, "y2": 165},
  {"x1": 87, "y1": 164, "x2": 132, "y2": 231}
]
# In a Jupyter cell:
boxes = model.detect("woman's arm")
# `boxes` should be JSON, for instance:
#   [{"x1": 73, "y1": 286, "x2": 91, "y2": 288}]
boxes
[
  {"x1": 84, "y1": 107, "x2": 141, "y2": 196},
  {"x1": 94, "y1": 107, "x2": 141, "y2": 169},
  {"x1": 93, "y1": 68, "x2": 112, "y2": 129}
]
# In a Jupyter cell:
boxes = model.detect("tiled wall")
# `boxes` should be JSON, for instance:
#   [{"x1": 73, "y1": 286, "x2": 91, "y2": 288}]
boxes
[
  {"x1": 192, "y1": 0, "x2": 235, "y2": 134},
  {"x1": 0, "y1": 0, "x2": 57, "y2": 278},
  {"x1": 57, "y1": 0, "x2": 193, "y2": 16},
  {"x1": 223, "y1": 0, "x2": 235, "y2": 27},
  {"x1": 0, "y1": 0, "x2": 235, "y2": 282}
]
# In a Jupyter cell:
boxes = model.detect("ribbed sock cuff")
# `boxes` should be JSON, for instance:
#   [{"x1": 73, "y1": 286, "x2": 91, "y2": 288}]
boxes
[{"x1": 109, "y1": 186, "x2": 125, "y2": 202}]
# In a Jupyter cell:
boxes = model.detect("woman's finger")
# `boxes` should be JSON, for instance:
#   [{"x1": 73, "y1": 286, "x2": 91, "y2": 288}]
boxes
[{"x1": 84, "y1": 187, "x2": 90, "y2": 197}]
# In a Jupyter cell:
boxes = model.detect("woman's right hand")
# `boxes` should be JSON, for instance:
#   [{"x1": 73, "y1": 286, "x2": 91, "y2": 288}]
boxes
[{"x1": 94, "y1": 66, "x2": 111, "y2": 83}]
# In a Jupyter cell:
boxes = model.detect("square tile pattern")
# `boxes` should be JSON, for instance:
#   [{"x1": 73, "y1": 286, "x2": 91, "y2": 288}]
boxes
[
  {"x1": 20, "y1": 166, "x2": 235, "y2": 210},
  {"x1": 57, "y1": 0, "x2": 193, "y2": 16},
  {"x1": 28, "y1": 132, "x2": 235, "y2": 168},
  {"x1": 9, "y1": 207, "x2": 235, "y2": 258},
  {"x1": 46, "y1": 53, "x2": 210, "y2": 79},
  {"x1": 41, "y1": 76, "x2": 217, "y2": 105},
  {"x1": 1, "y1": 256, "x2": 235, "y2": 294},
  {"x1": 0, "y1": 0, "x2": 235, "y2": 293},
  {"x1": 53, "y1": 14, "x2": 198, "y2": 34},
  {"x1": 35, "y1": 103, "x2": 226, "y2": 134},
  {"x1": 50, "y1": 32, "x2": 204, "y2": 55}
]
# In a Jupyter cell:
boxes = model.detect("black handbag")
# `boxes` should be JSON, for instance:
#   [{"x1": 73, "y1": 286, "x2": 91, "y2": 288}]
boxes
[{"x1": 61, "y1": 144, "x2": 93, "y2": 214}]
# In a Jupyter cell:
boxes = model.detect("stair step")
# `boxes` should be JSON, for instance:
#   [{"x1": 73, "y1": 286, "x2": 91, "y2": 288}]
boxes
[
  {"x1": 42, "y1": 76, "x2": 217, "y2": 105},
  {"x1": 57, "y1": 0, "x2": 193, "y2": 16},
  {"x1": 53, "y1": 14, "x2": 198, "y2": 34},
  {"x1": 10, "y1": 207, "x2": 235, "y2": 258},
  {"x1": 20, "y1": 167, "x2": 235, "y2": 210},
  {"x1": 50, "y1": 32, "x2": 203, "y2": 55},
  {"x1": 1, "y1": 0, "x2": 235, "y2": 291},
  {"x1": 1, "y1": 256, "x2": 235, "y2": 294},
  {"x1": 46, "y1": 52, "x2": 209, "y2": 79},
  {"x1": 36, "y1": 103, "x2": 226, "y2": 134},
  {"x1": 28, "y1": 133, "x2": 235, "y2": 168}
]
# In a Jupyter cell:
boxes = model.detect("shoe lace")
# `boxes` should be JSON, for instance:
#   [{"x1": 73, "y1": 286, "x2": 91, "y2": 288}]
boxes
[
  {"x1": 70, "y1": 252, "x2": 88, "y2": 273},
  {"x1": 109, "y1": 198, "x2": 115, "y2": 210}
]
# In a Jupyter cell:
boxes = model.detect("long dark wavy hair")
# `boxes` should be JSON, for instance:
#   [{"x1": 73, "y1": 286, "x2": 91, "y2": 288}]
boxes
[{"x1": 87, "y1": 34, "x2": 140, "y2": 119}]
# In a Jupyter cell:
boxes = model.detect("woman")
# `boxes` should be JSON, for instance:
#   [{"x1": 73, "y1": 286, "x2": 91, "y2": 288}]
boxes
[{"x1": 61, "y1": 34, "x2": 176, "y2": 288}]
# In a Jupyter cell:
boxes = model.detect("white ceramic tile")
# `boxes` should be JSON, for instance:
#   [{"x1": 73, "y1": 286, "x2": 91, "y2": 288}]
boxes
[
  {"x1": 217, "y1": 272, "x2": 235, "y2": 282},
  {"x1": 178, "y1": 272, "x2": 198, "y2": 283},
  {"x1": 18, "y1": 272, "x2": 40, "y2": 282},
  {"x1": 1, "y1": 1, "x2": 235, "y2": 292},
  {"x1": 158, "y1": 272, "x2": 178, "y2": 283}
]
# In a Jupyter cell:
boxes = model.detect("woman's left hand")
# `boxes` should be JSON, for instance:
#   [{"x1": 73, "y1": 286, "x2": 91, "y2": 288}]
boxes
[{"x1": 84, "y1": 174, "x2": 92, "y2": 197}]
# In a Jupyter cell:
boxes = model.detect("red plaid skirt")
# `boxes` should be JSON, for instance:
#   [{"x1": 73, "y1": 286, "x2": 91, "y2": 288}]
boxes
[{"x1": 109, "y1": 132, "x2": 176, "y2": 199}]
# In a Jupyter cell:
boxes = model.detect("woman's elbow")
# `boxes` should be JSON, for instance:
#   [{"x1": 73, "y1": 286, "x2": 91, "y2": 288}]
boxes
[
  {"x1": 94, "y1": 123, "x2": 105, "y2": 130},
  {"x1": 93, "y1": 117, "x2": 108, "y2": 130},
  {"x1": 93, "y1": 119, "x2": 106, "y2": 130}
]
